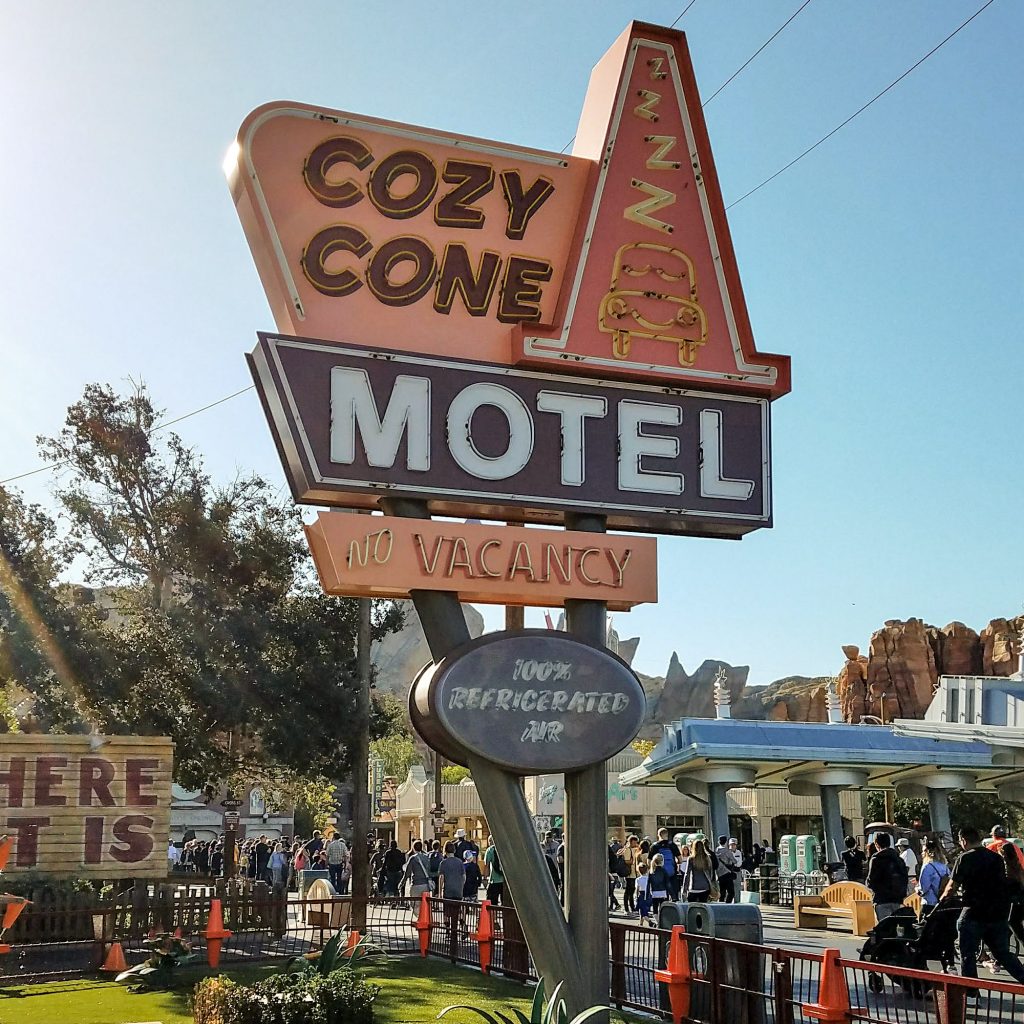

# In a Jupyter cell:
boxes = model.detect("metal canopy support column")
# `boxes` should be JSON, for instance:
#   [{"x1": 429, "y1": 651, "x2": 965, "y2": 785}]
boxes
[
  {"x1": 927, "y1": 788, "x2": 953, "y2": 842},
  {"x1": 707, "y1": 781, "x2": 731, "y2": 842},
  {"x1": 820, "y1": 784, "x2": 845, "y2": 863},
  {"x1": 563, "y1": 511, "x2": 610, "y2": 1021},
  {"x1": 381, "y1": 497, "x2": 588, "y2": 1015}
]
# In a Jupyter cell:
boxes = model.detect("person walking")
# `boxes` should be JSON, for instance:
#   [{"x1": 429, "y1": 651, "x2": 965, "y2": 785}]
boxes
[
  {"x1": 866, "y1": 833, "x2": 908, "y2": 921},
  {"x1": 648, "y1": 853, "x2": 671, "y2": 922},
  {"x1": 382, "y1": 840, "x2": 407, "y2": 896},
  {"x1": 897, "y1": 838, "x2": 919, "y2": 895},
  {"x1": 326, "y1": 832, "x2": 349, "y2": 894},
  {"x1": 683, "y1": 839, "x2": 715, "y2": 903},
  {"x1": 635, "y1": 862, "x2": 653, "y2": 924},
  {"x1": 651, "y1": 829, "x2": 680, "y2": 900},
  {"x1": 463, "y1": 851, "x2": 482, "y2": 901},
  {"x1": 453, "y1": 828, "x2": 478, "y2": 861},
  {"x1": 622, "y1": 835, "x2": 640, "y2": 916},
  {"x1": 942, "y1": 826, "x2": 1024, "y2": 986},
  {"x1": 916, "y1": 841, "x2": 950, "y2": 908},
  {"x1": 269, "y1": 842, "x2": 288, "y2": 888},
  {"x1": 842, "y1": 836, "x2": 866, "y2": 883},
  {"x1": 438, "y1": 842, "x2": 466, "y2": 940},
  {"x1": 1000, "y1": 842, "x2": 1024, "y2": 949},
  {"x1": 403, "y1": 840, "x2": 434, "y2": 898},
  {"x1": 715, "y1": 836, "x2": 737, "y2": 904},
  {"x1": 483, "y1": 836, "x2": 504, "y2": 905}
]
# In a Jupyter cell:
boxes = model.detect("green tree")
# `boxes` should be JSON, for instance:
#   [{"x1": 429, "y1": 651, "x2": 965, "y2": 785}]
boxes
[
  {"x1": 1, "y1": 382, "x2": 402, "y2": 789},
  {"x1": 866, "y1": 790, "x2": 1024, "y2": 835},
  {"x1": 441, "y1": 764, "x2": 471, "y2": 784}
]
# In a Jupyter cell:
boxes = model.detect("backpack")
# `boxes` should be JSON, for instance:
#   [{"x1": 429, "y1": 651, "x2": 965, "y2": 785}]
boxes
[
  {"x1": 657, "y1": 843, "x2": 675, "y2": 876},
  {"x1": 428, "y1": 850, "x2": 442, "y2": 875}
]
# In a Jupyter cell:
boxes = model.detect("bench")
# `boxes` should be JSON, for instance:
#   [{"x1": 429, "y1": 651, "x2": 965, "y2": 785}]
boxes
[{"x1": 794, "y1": 882, "x2": 876, "y2": 936}]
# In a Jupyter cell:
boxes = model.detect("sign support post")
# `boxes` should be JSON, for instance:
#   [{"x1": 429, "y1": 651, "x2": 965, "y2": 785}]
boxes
[
  {"x1": 382, "y1": 498, "x2": 592, "y2": 1014},
  {"x1": 350, "y1": 597, "x2": 371, "y2": 931},
  {"x1": 563, "y1": 512, "x2": 610, "y2": 1018}
]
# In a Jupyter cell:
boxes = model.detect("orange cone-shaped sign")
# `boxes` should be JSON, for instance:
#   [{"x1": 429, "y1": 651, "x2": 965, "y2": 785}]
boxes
[
  {"x1": 803, "y1": 947, "x2": 853, "y2": 1022},
  {"x1": 0, "y1": 836, "x2": 11, "y2": 872},
  {"x1": 100, "y1": 941, "x2": 128, "y2": 973},
  {"x1": 1, "y1": 897, "x2": 29, "y2": 931},
  {"x1": 414, "y1": 892, "x2": 432, "y2": 958},
  {"x1": 343, "y1": 929, "x2": 361, "y2": 957},
  {"x1": 204, "y1": 897, "x2": 232, "y2": 969},
  {"x1": 471, "y1": 900, "x2": 494, "y2": 974},
  {"x1": 653, "y1": 925, "x2": 691, "y2": 1024}
]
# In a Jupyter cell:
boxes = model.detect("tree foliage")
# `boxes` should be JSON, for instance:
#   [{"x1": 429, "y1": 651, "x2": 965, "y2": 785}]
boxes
[
  {"x1": 866, "y1": 789, "x2": 1024, "y2": 835},
  {"x1": 1, "y1": 382, "x2": 402, "y2": 789}
]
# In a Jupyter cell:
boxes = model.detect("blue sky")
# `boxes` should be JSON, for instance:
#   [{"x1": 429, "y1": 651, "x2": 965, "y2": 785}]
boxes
[{"x1": 1, "y1": 1, "x2": 1021, "y2": 686}]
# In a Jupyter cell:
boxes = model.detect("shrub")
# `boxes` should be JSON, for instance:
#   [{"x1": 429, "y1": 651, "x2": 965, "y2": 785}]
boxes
[{"x1": 193, "y1": 970, "x2": 379, "y2": 1024}]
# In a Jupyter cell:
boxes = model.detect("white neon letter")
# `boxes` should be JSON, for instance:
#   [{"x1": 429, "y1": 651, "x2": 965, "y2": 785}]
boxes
[
  {"x1": 447, "y1": 382, "x2": 534, "y2": 480},
  {"x1": 618, "y1": 400, "x2": 683, "y2": 494},
  {"x1": 699, "y1": 408, "x2": 754, "y2": 500},
  {"x1": 330, "y1": 368, "x2": 430, "y2": 470},
  {"x1": 536, "y1": 391, "x2": 607, "y2": 486}
]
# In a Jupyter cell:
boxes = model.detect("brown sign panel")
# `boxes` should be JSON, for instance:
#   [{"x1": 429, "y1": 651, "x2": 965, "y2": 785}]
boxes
[
  {"x1": 249, "y1": 334, "x2": 771, "y2": 537},
  {"x1": 0, "y1": 735, "x2": 172, "y2": 878},
  {"x1": 305, "y1": 512, "x2": 657, "y2": 610},
  {"x1": 410, "y1": 631, "x2": 646, "y2": 774}
]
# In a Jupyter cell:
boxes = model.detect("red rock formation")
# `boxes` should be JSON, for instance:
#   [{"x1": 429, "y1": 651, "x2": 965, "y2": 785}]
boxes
[
  {"x1": 935, "y1": 621, "x2": 982, "y2": 676},
  {"x1": 865, "y1": 618, "x2": 938, "y2": 721},
  {"x1": 981, "y1": 617, "x2": 1024, "y2": 677}
]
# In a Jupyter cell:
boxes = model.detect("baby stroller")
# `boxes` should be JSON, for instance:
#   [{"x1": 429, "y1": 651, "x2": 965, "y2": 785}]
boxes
[
  {"x1": 859, "y1": 908, "x2": 929, "y2": 997},
  {"x1": 915, "y1": 899, "x2": 961, "y2": 974}
]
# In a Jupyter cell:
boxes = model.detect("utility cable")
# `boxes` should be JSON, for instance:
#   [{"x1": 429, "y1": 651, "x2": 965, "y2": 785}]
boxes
[
  {"x1": 1, "y1": 385, "x2": 256, "y2": 485},
  {"x1": 703, "y1": 0, "x2": 815, "y2": 107},
  {"x1": 726, "y1": 0, "x2": 997, "y2": 209}
]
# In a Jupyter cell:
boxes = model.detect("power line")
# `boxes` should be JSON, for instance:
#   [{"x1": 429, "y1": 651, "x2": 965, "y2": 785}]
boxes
[
  {"x1": 702, "y1": 0, "x2": 815, "y2": 107},
  {"x1": 560, "y1": 0, "x2": 701, "y2": 154},
  {"x1": 669, "y1": 0, "x2": 700, "y2": 29},
  {"x1": 726, "y1": 0, "x2": 997, "y2": 210},
  {"x1": 1, "y1": 385, "x2": 256, "y2": 486}
]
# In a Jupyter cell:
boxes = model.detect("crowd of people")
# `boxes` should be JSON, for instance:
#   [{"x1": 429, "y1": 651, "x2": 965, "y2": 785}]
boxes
[
  {"x1": 840, "y1": 824, "x2": 1024, "y2": 985},
  {"x1": 170, "y1": 817, "x2": 1024, "y2": 986},
  {"x1": 603, "y1": 829, "x2": 771, "y2": 923}
]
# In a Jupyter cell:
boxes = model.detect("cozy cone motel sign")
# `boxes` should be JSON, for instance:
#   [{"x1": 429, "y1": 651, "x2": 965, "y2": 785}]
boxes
[
  {"x1": 228, "y1": 20, "x2": 790, "y2": 1009},
  {"x1": 229, "y1": 21, "x2": 789, "y2": 592}
]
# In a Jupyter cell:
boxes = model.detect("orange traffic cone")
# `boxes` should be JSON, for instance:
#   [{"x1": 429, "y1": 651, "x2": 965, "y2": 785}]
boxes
[
  {"x1": 342, "y1": 929, "x2": 361, "y2": 957},
  {"x1": 803, "y1": 948, "x2": 853, "y2": 1022},
  {"x1": 414, "y1": 892, "x2": 432, "y2": 958},
  {"x1": 204, "y1": 898, "x2": 232, "y2": 968},
  {"x1": 471, "y1": 901, "x2": 493, "y2": 974},
  {"x1": 1, "y1": 896, "x2": 29, "y2": 931},
  {"x1": 100, "y1": 941, "x2": 128, "y2": 973},
  {"x1": 654, "y1": 925, "x2": 692, "y2": 1024},
  {"x1": 0, "y1": 836, "x2": 11, "y2": 872}
]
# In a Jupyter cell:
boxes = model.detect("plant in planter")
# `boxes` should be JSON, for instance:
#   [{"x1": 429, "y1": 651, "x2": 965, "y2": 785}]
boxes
[
  {"x1": 288, "y1": 929, "x2": 385, "y2": 978},
  {"x1": 193, "y1": 969, "x2": 379, "y2": 1024},
  {"x1": 115, "y1": 932, "x2": 200, "y2": 991},
  {"x1": 438, "y1": 979, "x2": 608, "y2": 1024}
]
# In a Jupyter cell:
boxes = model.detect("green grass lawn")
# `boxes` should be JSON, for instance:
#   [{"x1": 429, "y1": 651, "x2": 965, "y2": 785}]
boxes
[{"x1": 0, "y1": 957, "x2": 645, "y2": 1024}]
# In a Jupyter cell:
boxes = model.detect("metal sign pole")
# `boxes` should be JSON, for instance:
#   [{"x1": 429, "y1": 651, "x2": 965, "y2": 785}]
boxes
[
  {"x1": 382, "y1": 497, "x2": 588, "y2": 1013},
  {"x1": 563, "y1": 512, "x2": 610, "y2": 1020},
  {"x1": 350, "y1": 597, "x2": 371, "y2": 932}
]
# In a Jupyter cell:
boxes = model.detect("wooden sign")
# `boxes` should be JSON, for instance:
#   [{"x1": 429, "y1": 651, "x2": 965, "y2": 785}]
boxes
[
  {"x1": 305, "y1": 512, "x2": 657, "y2": 610},
  {"x1": 0, "y1": 735, "x2": 172, "y2": 878}
]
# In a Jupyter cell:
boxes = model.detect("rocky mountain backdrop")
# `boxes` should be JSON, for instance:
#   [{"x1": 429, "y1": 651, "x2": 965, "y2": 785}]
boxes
[{"x1": 374, "y1": 604, "x2": 1023, "y2": 733}]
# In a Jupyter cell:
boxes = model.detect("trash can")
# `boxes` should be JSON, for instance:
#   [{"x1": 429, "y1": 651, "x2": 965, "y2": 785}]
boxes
[
  {"x1": 778, "y1": 835, "x2": 797, "y2": 874},
  {"x1": 796, "y1": 835, "x2": 821, "y2": 874},
  {"x1": 657, "y1": 904, "x2": 766, "y2": 1023}
]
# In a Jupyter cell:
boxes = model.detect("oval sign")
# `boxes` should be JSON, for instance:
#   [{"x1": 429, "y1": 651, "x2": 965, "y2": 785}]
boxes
[{"x1": 410, "y1": 629, "x2": 646, "y2": 774}]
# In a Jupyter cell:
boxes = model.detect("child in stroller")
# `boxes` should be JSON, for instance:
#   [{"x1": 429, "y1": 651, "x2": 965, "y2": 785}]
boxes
[{"x1": 858, "y1": 899, "x2": 961, "y2": 996}]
